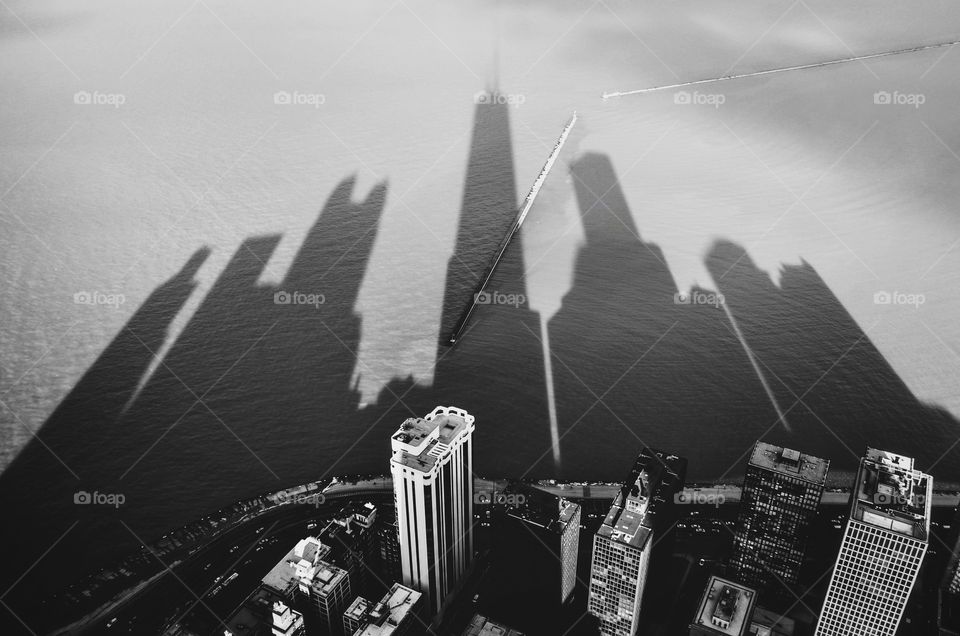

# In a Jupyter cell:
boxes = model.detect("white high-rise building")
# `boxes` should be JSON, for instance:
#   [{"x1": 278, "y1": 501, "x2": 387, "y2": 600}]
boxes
[
  {"x1": 815, "y1": 448, "x2": 932, "y2": 636},
  {"x1": 390, "y1": 406, "x2": 475, "y2": 616}
]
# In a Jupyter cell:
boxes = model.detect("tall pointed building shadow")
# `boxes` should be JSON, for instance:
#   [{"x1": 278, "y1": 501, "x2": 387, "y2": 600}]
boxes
[
  {"x1": 543, "y1": 153, "x2": 779, "y2": 480},
  {"x1": 706, "y1": 240, "x2": 960, "y2": 473},
  {"x1": 359, "y1": 90, "x2": 554, "y2": 478}
]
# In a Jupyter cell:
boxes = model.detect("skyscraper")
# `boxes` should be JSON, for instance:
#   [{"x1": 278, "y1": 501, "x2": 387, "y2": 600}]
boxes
[
  {"x1": 729, "y1": 442, "x2": 829, "y2": 593},
  {"x1": 815, "y1": 448, "x2": 932, "y2": 636},
  {"x1": 588, "y1": 448, "x2": 686, "y2": 636},
  {"x1": 390, "y1": 405, "x2": 475, "y2": 616},
  {"x1": 318, "y1": 502, "x2": 379, "y2": 599},
  {"x1": 485, "y1": 482, "x2": 581, "y2": 632}
]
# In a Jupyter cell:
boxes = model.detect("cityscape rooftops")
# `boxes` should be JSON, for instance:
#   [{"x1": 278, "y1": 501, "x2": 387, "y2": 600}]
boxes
[
  {"x1": 691, "y1": 576, "x2": 757, "y2": 636},
  {"x1": 347, "y1": 583, "x2": 422, "y2": 636},
  {"x1": 461, "y1": 613, "x2": 526, "y2": 636},
  {"x1": 262, "y1": 536, "x2": 347, "y2": 597},
  {"x1": 852, "y1": 447, "x2": 932, "y2": 540},
  {"x1": 390, "y1": 406, "x2": 474, "y2": 474},
  {"x1": 748, "y1": 441, "x2": 829, "y2": 485}
]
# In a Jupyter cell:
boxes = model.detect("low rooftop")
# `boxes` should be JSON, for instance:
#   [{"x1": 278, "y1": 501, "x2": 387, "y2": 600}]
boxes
[
  {"x1": 691, "y1": 576, "x2": 756, "y2": 636},
  {"x1": 224, "y1": 586, "x2": 286, "y2": 636},
  {"x1": 352, "y1": 583, "x2": 422, "y2": 636},
  {"x1": 852, "y1": 448, "x2": 932, "y2": 540},
  {"x1": 261, "y1": 545, "x2": 302, "y2": 596},
  {"x1": 749, "y1": 441, "x2": 829, "y2": 485},
  {"x1": 503, "y1": 483, "x2": 580, "y2": 534},
  {"x1": 461, "y1": 613, "x2": 525, "y2": 636}
]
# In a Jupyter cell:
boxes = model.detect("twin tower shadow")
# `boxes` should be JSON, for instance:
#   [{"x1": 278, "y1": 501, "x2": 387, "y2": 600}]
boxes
[{"x1": 1, "y1": 95, "x2": 958, "y2": 613}]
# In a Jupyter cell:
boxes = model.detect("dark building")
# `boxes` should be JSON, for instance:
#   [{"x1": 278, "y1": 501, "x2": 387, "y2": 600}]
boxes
[
  {"x1": 481, "y1": 483, "x2": 580, "y2": 633},
  {"x1": 588, "y1": 448, "x2": 686, "y2": 636},
  {"x1": 729, "y1": 442, "x2": 829, "y2": 597},
  {"x1": 318, "y1": 502, "x2": 380, "y2": 599},
  {"x1": 376, "y1": 507, "x2": 403, "y2": 586},
  {"x1": 940, "y1": 504, "x2": 960, "y2": 631}
]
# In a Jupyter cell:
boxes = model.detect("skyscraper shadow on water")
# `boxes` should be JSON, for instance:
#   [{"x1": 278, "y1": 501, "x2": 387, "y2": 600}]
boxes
[
  {"x1": 0, "y1": 176, "x2": 388, "y2": 628},
  {"x1": 705, "y1": 240, "x2": 960, "y2": 475},
  {"x1": 542, "y1": 152, "x2": 960, "y2": 483},
  {"x1": 357, "y1": 91, "x2": 554, "y2": 478},
  {"x1": 542, "y1": 152, "x2": 777, "y2": 481}
]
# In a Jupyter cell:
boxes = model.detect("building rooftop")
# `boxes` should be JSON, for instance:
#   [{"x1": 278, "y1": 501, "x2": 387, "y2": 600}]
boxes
[
  {"x1": 344, "y1": 596, "x2": 371, "y2": 623},
  {"x1": 261, "y1": 545, "x2": 304, "y2": 596},
  {"x1": 224, "y1": 586, "x2": 286, "y2": 636},
  {"x1": 597, "y1": 449, "x2": 685, "y2": 549},
  {"x1": 347, "y1": 583, "x2": 422, "y2": 636},
  {"x1": 852, "y1": 448, "x2": 932, "y2": 540},
  {"x1": 262, "y1": 536, "x2": 348, "y2": 598},
  {"x1": 691, "y1": 576, "x2": 757, "y2": 636},
  {"x1": 748, "y1": 441, "x2": 829, "y2": 485},
  {"x1": 750, "y1": 606, "x2": 796, "y2": 636},
  {"x1": 390, "y1": 406, "x2": 474, "y2": 474},
  {"x1": 461, "y1": 613, "x2": 525, "y2": 636},
  {"x1": 502, "y1": 483, "x2": 580, "y2": 535},
  {"x1": 309, "y1": 563, "x2": 348, "y2": 597}
]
